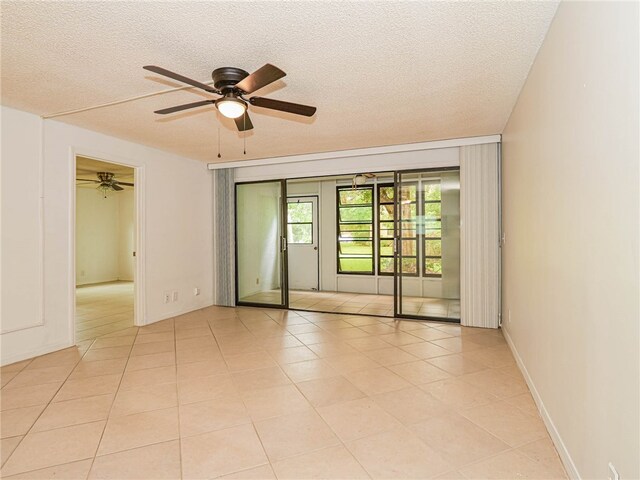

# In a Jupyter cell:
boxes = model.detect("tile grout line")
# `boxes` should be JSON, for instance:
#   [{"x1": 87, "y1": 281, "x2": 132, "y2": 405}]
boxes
[
  {"x1": 84, "y1": 326, "x2": 140, "y2": 479},
  {"x1": 246, "y1": 309, "x2": 408, "y2": 478},
  {"x1": 171, "y1": 318, "x2": 185, "y2": 480},
  {"x1": 1, "y1": 337, "x2": 98, "y2": 475},
  {"x1": 2, "y1": 305, "x2": 565, "y2": 480}
]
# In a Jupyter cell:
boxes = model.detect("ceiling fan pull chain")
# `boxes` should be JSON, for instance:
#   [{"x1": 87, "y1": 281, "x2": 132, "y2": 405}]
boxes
[
  {"x1": 217, "y1": 125, "x2": 222, "y2": 159},
  {"x1": 243, "y1": 115, "x2": 247, "y2": 155}
]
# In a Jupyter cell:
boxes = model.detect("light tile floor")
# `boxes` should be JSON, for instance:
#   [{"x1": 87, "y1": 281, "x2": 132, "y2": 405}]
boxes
[
  {"x1": 76, "y1": 282, "x2": 134, "y2": 342},
  {"x1": 242, "y1": 290, "x2": 461, "y2": 319},
  {"x1": 1, "y1": 306, "x2": 567, "y2": 479}
]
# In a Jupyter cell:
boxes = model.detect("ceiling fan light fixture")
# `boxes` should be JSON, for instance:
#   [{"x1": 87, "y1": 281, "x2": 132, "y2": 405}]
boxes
[
  {"x1": 215, "y1": 96, "x2": 247, "y2": 119},
  {"x1": 97, "y1": 183, "x2": 112, "y2": 198}
]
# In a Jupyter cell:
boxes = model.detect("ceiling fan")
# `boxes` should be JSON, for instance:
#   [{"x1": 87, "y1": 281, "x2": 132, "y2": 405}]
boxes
[
  {"x1": 143, "y1": 64, "x2": 317, "y2": 131},
  {"x1": 76, "y1": 172, "x2": 134, "y2": 193}
]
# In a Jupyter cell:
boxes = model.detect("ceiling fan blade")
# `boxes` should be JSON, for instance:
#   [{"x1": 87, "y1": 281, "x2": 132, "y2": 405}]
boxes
[
  {"x1": 235, "y1": 64, "x2": 286, "y2": 94},
  {"x1": 154, "y1": 100, "x2": 214, "y2": 115},
  {"x1": 249, "y1": 97, "x2": 316, "y2": 117},
  {"x1": 111, "y1": 184, "x2": 124, "y2": 191},
  {"x1": 76, "y1": 178, "x2": 100, "y2": 183},
  {"x1": 114, "y1": 181, "x2": 134, "y2": 187},
  {"x1": 234, "y1": 112, "x2": 254, "y2": 132},
  {"x1": 143, "y1": 65, "x2": 217, "y2": 93}
]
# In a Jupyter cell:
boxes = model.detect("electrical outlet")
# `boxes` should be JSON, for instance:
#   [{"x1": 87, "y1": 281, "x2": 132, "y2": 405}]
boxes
[
  {"x1": 163, "y1": 292, "x2": 171, "y2": 304},
  {"x1": 608, "y1": 463, "x2": 619, "y2": 480},
  {"x1": 172, "y1": 291, "x2": 178, "y2": 302},
  {"x1": 194, "y1": 287, "x2": 200, "y2": 296}
]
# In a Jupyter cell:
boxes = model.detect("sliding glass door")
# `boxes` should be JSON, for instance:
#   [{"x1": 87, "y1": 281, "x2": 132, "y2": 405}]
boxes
[
  {"x1": 235, "y1": 180, "x2": 288, "y2": 308},
  {"x1": 394, "y1": 169, "x2": 460, "y2": 321},
  {"x1": 233, "y1": 170, "x2": 460, "y2": 322}
]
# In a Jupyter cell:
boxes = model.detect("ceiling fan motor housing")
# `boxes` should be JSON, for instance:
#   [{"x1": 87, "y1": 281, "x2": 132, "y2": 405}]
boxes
[
  {"x1": 97, "y1": 172, "x2": 114, "y2": 183},
  {"x1": 212, "y1": 67, "x2": 250, "y2": 92}
]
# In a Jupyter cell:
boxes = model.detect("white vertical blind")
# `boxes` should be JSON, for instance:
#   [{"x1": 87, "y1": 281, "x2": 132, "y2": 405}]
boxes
[
  {"x1": 212, "y1": 168, "x2": 236, "y2": 306},
  {"x1": 460, "y1": 143, "x2": 500, "y2": 328}
]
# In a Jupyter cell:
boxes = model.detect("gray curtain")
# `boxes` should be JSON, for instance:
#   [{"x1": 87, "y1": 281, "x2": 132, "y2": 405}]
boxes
[{"x1": 212, "y1": 168, "x2": 236, "y2": 306}]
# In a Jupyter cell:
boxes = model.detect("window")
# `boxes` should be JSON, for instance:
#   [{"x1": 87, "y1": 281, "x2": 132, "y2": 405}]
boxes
[
  {"x1": 337, "y1": 186, "x2": 373, "y2": 274},
  {"x1": 378, "y1": 184, "x2": 394, "y2": 274},
  {"x1": 287, "y1": 201, "x2": 313, "y2": 244},
  {"x1": 398, "y1": 183, "x2": 419, "y2": 275},
  {"x1": 423, "y1": 180, "x2": 442, "y2": 276},
  {"x1": 337, "y1": 179, "x2": 443, "y2": 277},
  {"x1": 377, "y1": 184, "x2": 418, "y2": 275}
]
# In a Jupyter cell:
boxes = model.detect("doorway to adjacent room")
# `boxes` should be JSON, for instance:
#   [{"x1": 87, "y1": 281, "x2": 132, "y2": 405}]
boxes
[{"x1": 74, "y1": 156, "x2": 138, "y2": 341}]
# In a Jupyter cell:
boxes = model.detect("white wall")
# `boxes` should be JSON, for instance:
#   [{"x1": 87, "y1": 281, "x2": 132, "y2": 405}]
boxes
[
  {"x1": 233, "y1": 142, "x2": 462, "y2": 182},
  {"x1": 1, "y1": 105, "x2": 213, "y2": 365},
  {"x1": 501, "y1": 3, "x2": 639, "y2": 479},
  {"x1": 75, "y1": 187, "x2": 134, "y2": 285}
]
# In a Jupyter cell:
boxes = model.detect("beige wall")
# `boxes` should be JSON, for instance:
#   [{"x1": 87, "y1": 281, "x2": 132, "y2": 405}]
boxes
[
  {"x1": 501, "y1": 2, "x2": 639, "y2": 479},
  {"x1": 76, "y1": 187, "x2": 119, "y2": 285},
  {"x1": 75, "y1": 187, "x2": 134, "y2": 285}
]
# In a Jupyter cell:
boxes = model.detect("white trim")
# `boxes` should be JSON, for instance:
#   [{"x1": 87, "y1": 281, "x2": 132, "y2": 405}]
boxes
[
  {"x1": 69, "y1": 149, "x2": 147, "y2": 347},
  {"x1": 42, "y1": 82, "x2": 216, "y2": 120},
  {"x1": 1, "y1": 340, "x2": 75, "y2": 366},
  {"x1": 146, "y1": 302, "x2": 213, "y2": 325},
  {"x1": 502, "y1": 328, "x2": 581, "y2": 480},
  {"x1": 134, "y1": 165, "x2": 146, "y2": 326},
  {"x1": 208, "y1": 135, "x2": 501, "y2": 170}
]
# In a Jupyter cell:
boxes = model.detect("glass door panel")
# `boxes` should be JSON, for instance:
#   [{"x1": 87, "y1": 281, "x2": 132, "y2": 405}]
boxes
[
  {"x1": 394, "y1": 169, "x2": 460, "y2": 321},
  {"x1": 236, "y1": 180, "x2": 288, "y2": 307}
]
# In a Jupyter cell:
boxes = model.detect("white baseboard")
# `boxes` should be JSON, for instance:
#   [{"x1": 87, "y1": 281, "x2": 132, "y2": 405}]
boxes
[
  {"x1": 142, "y1": 300, "x2": 214, "y2": 326},
  {"x1": 1, "y1": 301, "x2": 214, "y2": 367},
  {"x1": 1, "y1": 340, "x2": 75, "y2": 367},
  {"x1": 502, "y1": 327, "x2": 581, "y2": 479}
]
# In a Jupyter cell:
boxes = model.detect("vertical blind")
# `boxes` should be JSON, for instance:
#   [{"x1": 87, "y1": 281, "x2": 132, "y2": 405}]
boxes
[
  {"x1": 212, "y1": 168, "x2": 236, "y2": 306},
  {"x1": 460, "y1": 143, "x2": 501, "y2": 328}
]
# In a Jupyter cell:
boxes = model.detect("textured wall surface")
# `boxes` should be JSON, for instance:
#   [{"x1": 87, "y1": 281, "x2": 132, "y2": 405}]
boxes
[{"x1": 501, "y1": 2, "x2": 639, "y2": 478}]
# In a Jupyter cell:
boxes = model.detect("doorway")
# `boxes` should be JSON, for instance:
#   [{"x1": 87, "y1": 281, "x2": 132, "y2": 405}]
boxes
[
  {"x1": 287, "y1": 196, "x2": 319, "y2": 291},
  {"x1": 74, "y1": 156, "x2": 138, "y2": 341},
  {"x1": 234, "y1": 168, "x2": 461, "y2": 323}
]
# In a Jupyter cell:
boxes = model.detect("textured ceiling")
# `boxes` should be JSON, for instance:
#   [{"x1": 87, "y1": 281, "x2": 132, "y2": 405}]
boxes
[{"x1": 1, "y1": 1, "x2": 557, "y2": 163}]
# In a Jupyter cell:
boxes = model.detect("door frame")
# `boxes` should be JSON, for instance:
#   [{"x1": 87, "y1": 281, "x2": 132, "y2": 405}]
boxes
[
  {"x1": 393, "y1": 166, "x2": 460, "y2": 323},
  {"x1": 286, "y1": 195, "x2": 320, "y2": 292},
  {"x1": 234, "y1": 179, "x2": 289, "y2": 309},
  {"x1": 69, "y1": 150, "x2": 146, "y2": 346}
]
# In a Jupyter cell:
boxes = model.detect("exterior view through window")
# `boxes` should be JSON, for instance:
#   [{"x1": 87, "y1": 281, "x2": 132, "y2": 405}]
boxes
[
  {"x1": 337, "y1": 180, "x2": 442, "y2": 277},
  {"x1": 287, "y1": 201, "x2": 313, "y2": 244},
  {"x1": 423, "y1": 180, "x2": 443, "y2": 276},
  {"x1": 336, "y1": 186, "x2": 374, "y2": 273}
]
